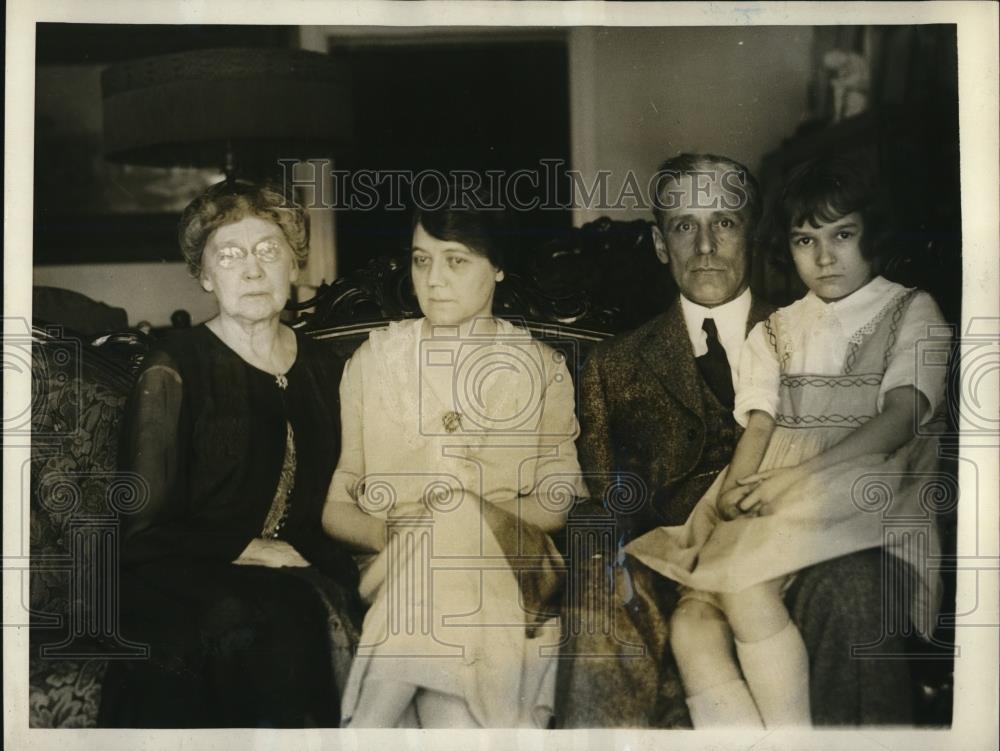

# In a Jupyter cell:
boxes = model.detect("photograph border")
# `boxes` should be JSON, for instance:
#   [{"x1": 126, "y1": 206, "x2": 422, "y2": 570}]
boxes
[{"x1": 5, "y1": 2, "x2": 998, "y2": 750}]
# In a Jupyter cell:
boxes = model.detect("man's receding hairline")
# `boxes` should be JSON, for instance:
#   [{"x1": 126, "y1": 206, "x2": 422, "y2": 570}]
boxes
[{"x1": 658, "y1": 158, "x2": 747, "y2": 183}]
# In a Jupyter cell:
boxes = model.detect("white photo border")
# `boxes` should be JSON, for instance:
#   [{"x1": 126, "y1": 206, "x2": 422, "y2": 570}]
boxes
[{"x1": 5, "y1": 2, "x2": 998, "y2": 750}]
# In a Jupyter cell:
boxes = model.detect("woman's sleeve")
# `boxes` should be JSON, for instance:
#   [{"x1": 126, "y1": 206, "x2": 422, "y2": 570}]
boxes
[
  {"x1": 527, "y1": 346, "x2": 589, "y2": 499},
  {"x1": 879, "y1": 291, "x2": 951, "y2": 423},
  {"x1": 118, "y1": 349, "x2": 250, "y2": 566},
  {"x1": 326, "y1": 346, "x2": 367, "y2": 509},
  {"x1": 733, "y1": 321, "x2": 781, "y2": 427}
]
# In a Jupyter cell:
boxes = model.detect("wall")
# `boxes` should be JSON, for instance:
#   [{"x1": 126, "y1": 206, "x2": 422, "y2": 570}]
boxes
[
  {"x1": 32, "y1": 26, "x2": 813, "y2": 321},
  {"x1": 570, "y1": 26, "x2": 814, "y2": 224},
  {"x1": 34, "y1": 64, "x2": 216, "y2": 328},
  {"x1": 33, "y1": 263, "x2": 218, "y2": 327},
  {"x1": 33, "y1": 58, "x2": 335, "y2": 328}
]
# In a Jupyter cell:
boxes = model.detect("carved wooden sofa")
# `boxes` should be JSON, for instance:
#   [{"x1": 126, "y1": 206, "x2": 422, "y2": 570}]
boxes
[
  {"x1": 25, "y1": 217, "x2": 651, "y2": 727},
  {"x1": 27, "y1": 217, "x2": 956, "y2": 727}
]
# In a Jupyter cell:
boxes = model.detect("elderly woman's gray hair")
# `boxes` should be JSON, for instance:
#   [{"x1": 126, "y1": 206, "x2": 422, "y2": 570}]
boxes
[{"x1": 178, "y1": 180, "x2": 310, "y2": 277}]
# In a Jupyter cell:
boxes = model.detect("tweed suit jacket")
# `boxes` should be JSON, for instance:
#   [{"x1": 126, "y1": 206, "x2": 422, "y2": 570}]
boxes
[{"x1": 578, "y1": 293, "x2": 775, "y2": 541}]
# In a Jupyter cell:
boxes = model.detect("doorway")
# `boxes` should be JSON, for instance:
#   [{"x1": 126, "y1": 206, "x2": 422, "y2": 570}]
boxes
[{"x1": 326, "y1": 35, "x2": 572, "y2": 273}]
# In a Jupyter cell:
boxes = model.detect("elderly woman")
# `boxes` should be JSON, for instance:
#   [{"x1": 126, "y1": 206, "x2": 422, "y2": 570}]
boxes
[
  {"x1": 97, "y1": 180, "x2": 360, "y2": 727},
  {"x1": 322, "y1": 194, "x2": 588, "y2": 728}
]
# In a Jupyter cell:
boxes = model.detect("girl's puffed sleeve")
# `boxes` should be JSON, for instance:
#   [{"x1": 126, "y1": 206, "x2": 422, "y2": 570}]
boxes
[
  {"x1": 733, "y1": 320, "x2": 781, "y2": 427},
  {"x1": 880, "y1": 291, "x2": 951, "y2": 423}
]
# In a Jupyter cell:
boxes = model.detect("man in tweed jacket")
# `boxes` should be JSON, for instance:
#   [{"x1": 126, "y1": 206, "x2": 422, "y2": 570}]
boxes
[{"x1": 555, "y1": 154, "x2": 914, "y2": 727}]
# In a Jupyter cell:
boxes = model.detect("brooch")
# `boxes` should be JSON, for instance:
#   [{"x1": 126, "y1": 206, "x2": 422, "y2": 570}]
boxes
[
  {"x1": 275, "y1": 374, "x2": 288, "y2": 390},
  {"x1": 442, "y1": 411, "x2": 463, "y2": 433}
]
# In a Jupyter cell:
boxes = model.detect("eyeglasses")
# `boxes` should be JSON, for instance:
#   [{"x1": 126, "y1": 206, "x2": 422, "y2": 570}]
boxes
[{"x1": 214, "y1": 239, "x2": 285, "y2": 268}]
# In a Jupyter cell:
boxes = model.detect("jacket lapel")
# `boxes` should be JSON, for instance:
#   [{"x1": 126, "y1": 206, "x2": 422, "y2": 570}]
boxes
[
  {"x1": 640, "y1": 292, "x2": 774, "y2": 419},
  {"x1": 639, "y1": 298, "x2": 704, "y2": 419}
]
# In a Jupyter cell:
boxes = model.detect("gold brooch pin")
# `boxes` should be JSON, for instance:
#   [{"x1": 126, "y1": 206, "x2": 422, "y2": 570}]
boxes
[{"x1": 442, "y1": 411, "x2": 462, "y2": 433}]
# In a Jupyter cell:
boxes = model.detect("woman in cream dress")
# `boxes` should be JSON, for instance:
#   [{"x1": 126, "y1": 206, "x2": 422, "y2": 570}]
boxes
[{"x1": 322, "y1": 197, "x2": 586, "y2": 727}]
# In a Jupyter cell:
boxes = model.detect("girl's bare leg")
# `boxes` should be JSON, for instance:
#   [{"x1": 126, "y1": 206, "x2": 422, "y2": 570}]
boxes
[
  {"x1": 720, "y1": 580, "x2": 811, "y2": 726},
  {"x1": 415, "y1": 689, "x2": 479, "y2": 728},
  {"x1": 345, "y1": 679, "x2": 418, "y2": 728},
  {"x1": 670, "y1": 597, "x2": 763, "y2": 727},
  {"x1": 671, "y1": 598, "x2": 740, "y2": 694}
]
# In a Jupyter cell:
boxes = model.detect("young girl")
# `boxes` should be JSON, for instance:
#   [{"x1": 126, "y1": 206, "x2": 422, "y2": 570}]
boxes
[{"x1": 626, "y1": 157, "x2": 951, "y2": 728}]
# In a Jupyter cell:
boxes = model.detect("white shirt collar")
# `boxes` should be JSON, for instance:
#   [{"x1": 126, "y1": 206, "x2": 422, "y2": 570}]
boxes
[{"x1": 680, "y1": 286, "x2": 753, "y2": 359}]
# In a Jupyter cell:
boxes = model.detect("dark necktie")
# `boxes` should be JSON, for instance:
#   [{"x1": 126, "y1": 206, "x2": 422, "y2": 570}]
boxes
[{"x1": 696, "y1": 317, "x2": 735, "y2": 410}]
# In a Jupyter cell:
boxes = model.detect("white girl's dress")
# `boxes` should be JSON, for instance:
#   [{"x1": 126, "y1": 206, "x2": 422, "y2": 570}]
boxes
[
  {"x1": 626, "y1": 277, "x2": 951, "y2": 638},
  {"x1": 331, "y1": 317, "x2": 587, "y2": 727}
]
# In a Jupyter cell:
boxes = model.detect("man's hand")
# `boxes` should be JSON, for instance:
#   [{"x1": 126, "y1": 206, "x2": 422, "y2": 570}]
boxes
[
  {"x1": 716, "y1": 483, "x2": 757, "y2": 521},
  {"x1": 735, "y1": 465, "x2": 809, "y2": 516},
  {"x1": 233, "y1": 538, "x2": 310, "y2": 568}
]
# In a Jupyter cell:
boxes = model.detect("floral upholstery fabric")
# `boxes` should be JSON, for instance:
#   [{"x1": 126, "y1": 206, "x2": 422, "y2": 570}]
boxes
[
  {"x1": 29, "y1": 658, "x2": 108, "y2": 729},
  {"x1": 30, "y1": 337, "x2": 130, "y2": 727},
  {"x1": 28, "y1": 334, "x2": 361, "y2": 728}
]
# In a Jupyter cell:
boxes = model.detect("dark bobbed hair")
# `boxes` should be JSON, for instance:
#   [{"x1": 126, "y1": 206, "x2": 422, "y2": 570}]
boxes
[
  {"x1": 411, "y1": 186, "x2": 509, "y2": 272},
  {"x1": 763, "y1": 156, "x2": 892, "y2": 270},
  {"x1": 178, "y1": 179, "x2": 310, "y2": 277},
  {"x1": 650, "y1": 152, "x2": 762, "y2": 235}
]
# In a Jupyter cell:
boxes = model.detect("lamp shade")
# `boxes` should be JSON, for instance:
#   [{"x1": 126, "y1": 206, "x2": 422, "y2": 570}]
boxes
[{"x1": 101, "y1": 47, "x2": 353, "y2": 170}]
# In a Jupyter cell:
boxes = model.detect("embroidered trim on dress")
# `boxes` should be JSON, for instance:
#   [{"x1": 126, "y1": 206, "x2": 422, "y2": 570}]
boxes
[
  {"x1": 763, "y1": 318, "x2": 779, "y2": 356},
  {"x1": 844, "y1": 288, "x2": 917, "y2": 374},
  {"x1": 766, "y1": 311, "x2": 794, "y2": 371},
  {"x1": 781, "y1": 373, "x2": 883, "y2": 389},
  {"x1": 883, "y1": 291, "x2": 917, "y2": 370},
  {"x1": 261, "y1": 421, "x2": 295, "y2": 538},
  {"x1": 775, "y1": 412, "x2": 872, "y2": 428}
]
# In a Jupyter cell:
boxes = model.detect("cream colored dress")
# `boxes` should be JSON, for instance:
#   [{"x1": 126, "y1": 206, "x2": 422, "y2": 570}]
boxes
[
  {"x1": 330, "y1": 317, "x2": 587, "y2": 727},
  {"x1": 626, "y1": 277, "x2": 951, "y2": 638}
]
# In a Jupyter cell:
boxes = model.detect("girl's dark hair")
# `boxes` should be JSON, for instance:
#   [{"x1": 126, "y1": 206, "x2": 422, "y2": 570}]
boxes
[
  {"x1": 411, "y1": 186, "x2": 509, "y2": 272},
  {"x1": 763, "y1": 156, "x2": 893, "y2": 269}
]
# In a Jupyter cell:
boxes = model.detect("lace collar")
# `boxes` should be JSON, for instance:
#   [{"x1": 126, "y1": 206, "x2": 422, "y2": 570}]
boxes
[{"x1": 799, "y1": 276, "x2": 911, "y2": 342}]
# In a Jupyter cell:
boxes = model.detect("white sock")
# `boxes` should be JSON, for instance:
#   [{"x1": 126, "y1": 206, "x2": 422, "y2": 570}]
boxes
[
  {"x1": 685, "y1": 678, "x2": 764, "y2": 727},
  {"x1": 736, "y1": 620, "x2": 811, "y2": 727}
]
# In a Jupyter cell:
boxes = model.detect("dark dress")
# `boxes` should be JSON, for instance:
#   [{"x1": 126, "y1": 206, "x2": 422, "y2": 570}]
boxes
[{"x1": 97, "y1": 325, "x2": 361, "y2": 728}]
